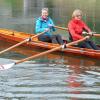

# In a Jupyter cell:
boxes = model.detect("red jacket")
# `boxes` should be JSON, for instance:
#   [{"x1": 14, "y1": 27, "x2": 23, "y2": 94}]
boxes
[{"x1": 68, "y1": 19, "x2": 91, "y2": 41}]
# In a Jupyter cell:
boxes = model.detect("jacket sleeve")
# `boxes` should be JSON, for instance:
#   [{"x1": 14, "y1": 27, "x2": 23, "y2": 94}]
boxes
[
  {"x1": 68, "y1": 21, "x2": 83, "y2": 41},
  {"x1": 82, "y1": 21, "x2": 91, "y2": 32},
  {"x1": 49, "y1": 18, "x2": 56, "y2": 31},
  {"x1": 35, "y1": 19, "x2": 46, "y2": 33}
]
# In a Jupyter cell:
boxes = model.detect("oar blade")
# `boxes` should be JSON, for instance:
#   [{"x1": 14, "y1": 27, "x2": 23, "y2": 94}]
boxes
[{"x1": 0, "y1": 63, "x2": 15, "y2": 70}]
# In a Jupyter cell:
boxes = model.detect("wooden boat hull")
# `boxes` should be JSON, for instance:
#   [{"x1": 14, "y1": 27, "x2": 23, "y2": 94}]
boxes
[{"x1": 0, "y1": 28, "x2": 100, "y2": 59}]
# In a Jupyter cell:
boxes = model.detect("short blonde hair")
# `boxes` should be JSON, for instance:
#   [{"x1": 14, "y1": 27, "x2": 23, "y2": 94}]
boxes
[
  {"x1": 72, "y1": 9, "x2": 82, "y2": 18},
  {"x1": 41, "y1": 8, "x2": 48, "y2": 12}
]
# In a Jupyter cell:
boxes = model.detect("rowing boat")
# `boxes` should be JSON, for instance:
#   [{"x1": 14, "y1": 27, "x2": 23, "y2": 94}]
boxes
[{"x1": 0, "y1": 28, "x2": 100, "y2": 59}]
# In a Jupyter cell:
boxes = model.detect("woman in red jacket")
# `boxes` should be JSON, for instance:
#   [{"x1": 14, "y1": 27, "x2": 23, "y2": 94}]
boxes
[{"x1": 68, "y1": 9, "x2": 100, "y2": 50}]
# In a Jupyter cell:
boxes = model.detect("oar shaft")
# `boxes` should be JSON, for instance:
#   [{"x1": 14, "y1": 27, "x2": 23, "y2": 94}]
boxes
[
  {"x1": 15, "y1": 46, "x2": 61, "y2": 64},
  {"x1": 31, "y1": 31, "x2": 46, "y2": 37},
  {"x1": 15, "y1": 37, "x2": 87, "y2": 65},
  {"x1": 54, "y1": 26, "x2": 68, "y2": 30},
  {"x1": 0, "y1": 39, "x2": 28, "y2": 54},
  {"x1": 55, "y1": 25, "x2": 100, "y2": 37},
  {"x1": 93, "y1": 33, "x2": 100, "y2": 37}
]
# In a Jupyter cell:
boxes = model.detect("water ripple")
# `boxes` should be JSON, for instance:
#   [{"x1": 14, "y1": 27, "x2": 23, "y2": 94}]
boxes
[{"x1": 0, "y1": 58, "x2": 100, "y2": 100}]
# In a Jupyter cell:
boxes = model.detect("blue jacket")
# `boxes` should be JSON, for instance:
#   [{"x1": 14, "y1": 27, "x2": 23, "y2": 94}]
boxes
[{"x1": 35, "y1": 17, "x2": 56, "y2": 36}]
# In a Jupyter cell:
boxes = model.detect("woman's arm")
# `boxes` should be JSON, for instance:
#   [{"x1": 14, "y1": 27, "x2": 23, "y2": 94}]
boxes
[
  {"x1": 82, "y1": 21, "x2": 91, "y2": 32},
  {"x1": 49, "y1": 18, "x2": 56, "y2": 31},
  {"x1": 35, "y1": 19, "x2": 46, "y2": 33}
]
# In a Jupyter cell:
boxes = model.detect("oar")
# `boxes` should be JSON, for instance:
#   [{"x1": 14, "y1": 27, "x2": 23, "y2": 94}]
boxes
[
  {"x1": 93, "y1": 33, "x2": 100, "y2": 37},
  {"x1": 54, "y1": 25, "x2": 100, "y2": 37},
  {"x1": 54, "y1": 25, "x2": 68, "y2": 30},
  {"x1": 82, "y1": 31, "x2": 100, "y2": 37},
  {"x1": 0, "y1": 31, "x2": 46, "y2": 55},
  {"x1": 0, "y1": 37, "x2": 88, "y2": 70}
]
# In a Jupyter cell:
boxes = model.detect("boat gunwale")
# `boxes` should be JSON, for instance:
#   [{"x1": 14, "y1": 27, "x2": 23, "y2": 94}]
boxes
[{"x1": 0, "y1": 28, "x2": 100, "y2": 59}]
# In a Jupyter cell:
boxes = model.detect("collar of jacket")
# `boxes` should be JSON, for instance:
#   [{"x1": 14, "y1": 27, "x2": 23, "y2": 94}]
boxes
[
  {"x1": 72, "y1": 18, "x2": 81, "y2": 24},
  {"x1": 40, "y1": 17, "x2": 49, "y2": 22}
]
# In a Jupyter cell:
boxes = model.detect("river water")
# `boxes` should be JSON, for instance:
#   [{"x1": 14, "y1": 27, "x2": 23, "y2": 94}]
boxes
[{"x1": 0, "y1": 0, "x2": 100, "y2": 100}]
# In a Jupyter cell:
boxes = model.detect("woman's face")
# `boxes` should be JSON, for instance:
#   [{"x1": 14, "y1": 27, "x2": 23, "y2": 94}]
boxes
[
  {"x1": 41, "y1": 10, "x2": 48, "y2": 19},
  {"x1": 74, "y1": 13, "x2": 82, "y2": 20}
]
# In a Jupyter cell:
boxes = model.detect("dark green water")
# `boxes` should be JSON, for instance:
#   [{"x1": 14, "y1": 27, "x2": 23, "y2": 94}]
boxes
[{"x1": 0, "y1": 0, "x2": 100, "y2": 100}]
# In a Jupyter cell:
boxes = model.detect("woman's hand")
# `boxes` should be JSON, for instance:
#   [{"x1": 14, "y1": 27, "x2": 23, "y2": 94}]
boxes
[
  {"x1": 88, "y1": 32, "x2": 93, "y2": 36},
  {"x1": 48, "y1": 24, "x2": 54, "y2": 28},
  {"x1": 86, "y1": 35, "x2": 90, "y2": 39},
  {"x1": 44, "y1": 28, "x2": 50, "y2": 32}
]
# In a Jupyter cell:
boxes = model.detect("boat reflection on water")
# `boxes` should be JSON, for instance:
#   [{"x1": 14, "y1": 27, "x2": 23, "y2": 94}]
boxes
[
  {"x1": 63, "y1": 56, "x2": 99, "y2": 100},
  {"x1": 0, "y1": 40, "x2": 97, "y2": 66}
]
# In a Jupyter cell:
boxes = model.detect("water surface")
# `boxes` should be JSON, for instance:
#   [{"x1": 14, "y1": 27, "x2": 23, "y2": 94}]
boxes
[{"x1": 0, "y1": 0, "x2": 100, "y2": 100}]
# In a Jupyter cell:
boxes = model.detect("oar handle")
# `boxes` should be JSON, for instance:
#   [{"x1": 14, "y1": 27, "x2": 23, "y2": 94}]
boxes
[
  {"x1": 15, "y1": 37, "x2": 87, "y2": 65},
  {"x1": 93, "y1": 33, "x2": 100, "y2": 37}
]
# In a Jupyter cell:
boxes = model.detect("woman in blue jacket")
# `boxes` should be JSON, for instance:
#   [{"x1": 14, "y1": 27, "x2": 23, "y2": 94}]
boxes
[{"x1": 35, "y1": 8, "x2": 64, "y2": 45}]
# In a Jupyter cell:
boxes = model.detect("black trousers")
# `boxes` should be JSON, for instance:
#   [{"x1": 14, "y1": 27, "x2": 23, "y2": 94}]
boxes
[
  {"x1": 38, "y1": 34, "x2": 64, "y2": 45},
  {"x1": 78, "y1": 39, "x2": 100, "y2": 50}
]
